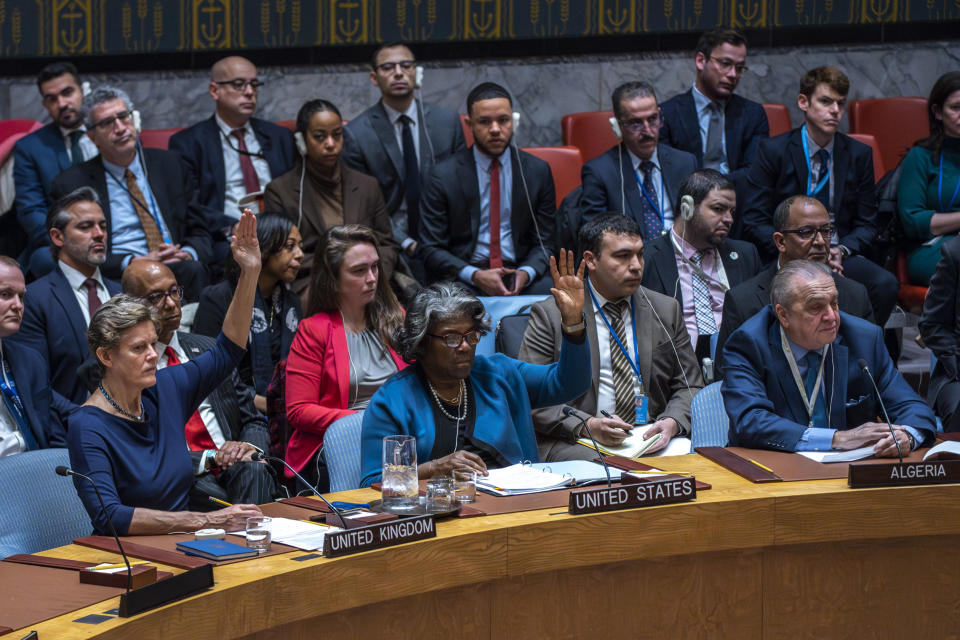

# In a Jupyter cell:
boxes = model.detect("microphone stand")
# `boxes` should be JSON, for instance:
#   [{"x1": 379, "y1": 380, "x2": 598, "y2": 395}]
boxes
[
  {"x1": 857, "y1": 359, "x2": 904, "y2": 465},
  {"x1": 251, "y1": 452, "x2": 353, "y2": 528},
  {"x1": 562, "y1": 407, "x2": 612, "y2": 487}
]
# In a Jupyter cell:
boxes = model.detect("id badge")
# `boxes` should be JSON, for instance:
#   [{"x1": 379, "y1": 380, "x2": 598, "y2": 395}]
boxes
[{"x1": 633, "y1": 378, "x2": 648, "y2": 425}]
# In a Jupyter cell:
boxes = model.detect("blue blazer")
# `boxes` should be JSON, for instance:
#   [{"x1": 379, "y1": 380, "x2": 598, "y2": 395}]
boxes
[
  {"x1": 580, "y1": 143, "x2": 698, "y2": 239},
  {"x1": 722, "y1": 307, "x2": 937, "y2": 450},
  {"x1": 13, "y1": 123, "x2": 76, "y2": 250},
  {"x1": 659, "y1": 90, "x2": 769, "y2": 186},
  {"x1": 168, "y1": 116, "x2": 295, "y2": 223},
  {"x1": 1, "y1": 339, "x2": 70, "y2": 449},
  {"x1": 359, "y1": 335, "x2": 592, "y2": 487},
  {"x1": 11, "y1": 267, "x2": 121, "y2": 404}
]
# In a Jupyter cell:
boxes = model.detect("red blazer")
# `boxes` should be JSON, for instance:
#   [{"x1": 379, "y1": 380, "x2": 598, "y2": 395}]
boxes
[{"x1": 284, "y1": 310, "x2": 406, "y2": 474}]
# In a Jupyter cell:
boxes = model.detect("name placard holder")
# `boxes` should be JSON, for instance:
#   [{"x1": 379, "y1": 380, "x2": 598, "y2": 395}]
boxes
[
  {"x1": 848, "y1": 459, "x2": 960, "y2": 488},
  {"x1": 568, "y1": 476, "x2": 697, "y2": 515},
  {"x1": 322, "y1": 515, "x2": 436, "y2": 558}
]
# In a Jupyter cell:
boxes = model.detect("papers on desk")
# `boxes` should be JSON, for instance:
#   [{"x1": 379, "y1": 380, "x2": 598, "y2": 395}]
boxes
[
  {"x1": 576, "y1": 430, "x2": 662, "y2": 459},
  {"x1": 477, "y1": 464, "x2": 574, "y2": 496},
  {"x1": 797, "y1": 445, "x2": 875, "y2": 463},
  {"x1": 529, "y1": 461, "x2": 622, "y2": 486},
  {"x1": 923, "y1": 440, "x2": 960, "y2": 460},
  {"x1": 229, "y1": 517, "x2": 341, "y2": 551}
]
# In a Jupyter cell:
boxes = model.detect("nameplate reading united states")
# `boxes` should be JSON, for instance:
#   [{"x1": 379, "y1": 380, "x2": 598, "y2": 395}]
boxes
[
  {"x1": 848, "y1": 459, "x2": 960, "y2": 489},
  {"x1": 568, "y1": 476, "x2": 696, "y2": 514},
  {"x1": 322, "y1": 515, "x2": 437, "y2": 557}
]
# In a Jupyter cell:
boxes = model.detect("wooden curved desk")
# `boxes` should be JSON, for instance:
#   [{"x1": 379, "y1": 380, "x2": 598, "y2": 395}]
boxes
[{"x1": 19, "y1": 455, "x2": 960, "y2": 638}]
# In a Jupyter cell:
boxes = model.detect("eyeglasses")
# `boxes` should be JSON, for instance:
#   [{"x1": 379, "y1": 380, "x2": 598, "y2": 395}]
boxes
[
  {"x1": 375, "y1": 60, "x2": 415, "y2": 73},
  {"x1": 91, "y1": 109, "x2": 133, "y2": 131},
  {"x1": 619, "y1": 114, "x2": 661, "y2": 135},
  {"x1": 708, "y1": 56, "x2": 748, "y2": 74},
  {"x1": 213, "y1": 79, "x2": 264, "y2": 92},
  {"x1": 427, "y1": 329, "x2": 483, "y2": 349},
  {"x1": 143, "y1": 285, "x2": 184, "y2": 307},
  {"x1": 781, "y1": 225, "x2": 833, "y2": 242}
]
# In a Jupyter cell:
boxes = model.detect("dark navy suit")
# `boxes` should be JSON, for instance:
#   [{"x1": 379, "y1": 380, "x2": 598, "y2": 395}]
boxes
[
  {"x1": 1, "y1": 339, "x2": 71, "y2": 449},
  {"x1": 722, "y1": 307, "x2": 936, "y2": 451},
  {"x1": 11, "y1": 266, "x2": 121, "y2": 404}
]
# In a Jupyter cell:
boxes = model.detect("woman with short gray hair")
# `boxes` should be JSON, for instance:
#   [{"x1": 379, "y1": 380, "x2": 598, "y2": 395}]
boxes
[{"x1": 359, "y1": 251, "x2": 592, "y2": 487}]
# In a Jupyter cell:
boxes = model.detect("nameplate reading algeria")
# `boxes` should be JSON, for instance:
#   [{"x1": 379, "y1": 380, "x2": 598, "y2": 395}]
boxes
[
  {"x1": 848, "y1": 459, "x2": 960, "y2": 489},
  {"x1": 568, "y1": 476, "x2": 697, "y2": 515},
  {"x1": 322, "y1": 515, "x2": 437, "y2": 557}
]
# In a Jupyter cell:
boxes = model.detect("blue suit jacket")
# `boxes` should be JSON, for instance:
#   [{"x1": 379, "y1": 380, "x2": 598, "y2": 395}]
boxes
[
  {"x1": 13, "y1": 123, "x2": 79, "y2": 250},
  {"x1": 659, "y1": 90, "x2": 769, "y2": 186},
  {"x1": 11, "y1": 267, "x2": 121, "y2": 404},
  {"x1": 722, "y1": 307, "x2": 937, "y2": 450},
  {"x1": 359, "y1": 335, "x2": 592, "y2": 487},
  {"x1": 2, "y1": 339, "x2": 70, "y2": 449},
  {"x1": 580, "y1": 143, "x2": 698, "y2": 239},
  {"x1": 168, "y1": 116, "x2": 295, "y2": 223}
]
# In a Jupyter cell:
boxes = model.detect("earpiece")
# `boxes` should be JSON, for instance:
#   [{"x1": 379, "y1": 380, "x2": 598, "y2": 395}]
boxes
[
  {"x1": 294, "y1": 131, "x2": 307, "y2": 156},
  {"x1": 680, "y1": 194, "x2": 695, "y2": 221},
  {"x1": 609, "y1": 117, "x2": 623, "y2": 141},
  {"x1": 512, "y1": 111, "x2": 521, "y2": 135},
  {"x1": 81, "y1": 81, "x2": 91, "y2": 97},
  {"x1": 131, "y1": 110, "x2": 142, "y2": 134},
  {"x1": 415, "y1": 66, "x2": 424, "y2": 89}
]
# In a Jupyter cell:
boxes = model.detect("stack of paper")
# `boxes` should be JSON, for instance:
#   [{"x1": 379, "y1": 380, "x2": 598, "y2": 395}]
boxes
[
  {"x1": 477, "y1": 464, "x2": 573, "y2": 496},
  {"x1": 797, "y1": 445, "x2": 875, "y2": 463},
  {"x1": 528, "y1": 460, "x2": 622, "y2": 486},
  {"x1": 576, "y1": 430, "x2": 662, "y2": 459},
  {"x1": 229, "y1": 517, "x2": 340, "y2": 551}
]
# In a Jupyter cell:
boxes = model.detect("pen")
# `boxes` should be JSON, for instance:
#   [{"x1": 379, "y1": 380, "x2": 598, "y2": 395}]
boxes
[
  {"x1": 747, "y1": 458, "x2": 775, "y2": 473},
  {"x1": 599, "y1": 410, "x2": 633, "y2": 434},
  {"x1": 92, "y1": 561, "x2": 148, "y2": 570},
  {"x1": 208, "y1": 496, "x2": 232, "y2": 508}
]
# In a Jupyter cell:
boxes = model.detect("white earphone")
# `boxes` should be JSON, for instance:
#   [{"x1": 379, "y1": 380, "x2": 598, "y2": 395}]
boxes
[
  {"x1": 415, "y1": 66, "x2": 424, "y2": 89},
  {"x1": 609, "y1": 116, "x2": 622, "y2": 140},
  {"x1": 679, "y1": 194, "x2": 695, "y2": 221},
  {"x1": 131, "y1": 110, "x2": 142, "y2": 134},
  {"x1": 294, "y1": 131, "x2": 307, "y2": 156},
  {"x1": 512, "y1": 111, "x2": 521, "y2": 134}
]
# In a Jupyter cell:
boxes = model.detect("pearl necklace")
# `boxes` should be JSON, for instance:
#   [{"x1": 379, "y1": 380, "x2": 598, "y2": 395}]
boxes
[
  {"x1": 427, "y1": 379, "x2": 467, "y2": 422},
  {"x1": 98, "y1": 382, "x2": 145, "y2": 422}
]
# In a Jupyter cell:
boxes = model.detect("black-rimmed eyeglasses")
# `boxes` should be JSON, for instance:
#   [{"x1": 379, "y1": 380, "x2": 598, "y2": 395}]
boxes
[
  {"x1": 781, "y1": 225, "x2": 833, "y2": 242},
  {"x1": 213, "y1": 79, "x2": 264, "y2": 92},
  {"x1": 143, "y1": 286, "x2": 184, "y2": 306},
  {"x1": 427, "y1": 330, "x2": 483, "y2": 349}
]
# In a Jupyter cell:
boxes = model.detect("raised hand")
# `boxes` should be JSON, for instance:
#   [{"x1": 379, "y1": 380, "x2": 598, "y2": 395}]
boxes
[
  {"x1": 231, "y1": 209, "x2": 261, "y2": 274},
  {"x1": 549, "y1": 248, "x2": 586, "y2": 326}
]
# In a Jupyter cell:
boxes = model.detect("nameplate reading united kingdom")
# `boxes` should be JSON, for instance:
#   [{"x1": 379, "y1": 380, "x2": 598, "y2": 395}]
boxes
[
  {"x1": 322, "y1": 515, "x2": 436, "y2": 558},
  {"x1": 848, "y1": 459, "x2": 960, "y2": 489},
  {"x1": 568, "y1": 476, "x2": 697, "y2": 515}
]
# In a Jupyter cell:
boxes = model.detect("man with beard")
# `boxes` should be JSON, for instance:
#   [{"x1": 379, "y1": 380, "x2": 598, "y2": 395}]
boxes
[
  {"x1": 420, "y1": 82, "x2": 556, "y2": 295},
  {"x1": 12, "y1": 187, "x2": 121, "y2": 404},
  {"x1": 343, "y1": 43, "x2": 466, "y2": 282},
  {"x1": 715, "y1": 195, "x2": 874, "y2": 377},
  {"x1": 640, "y1": 169, "x2": 760, "y2": 358},
  {"x1": 581, "y1": 81, "x2": 698, "y2": 241},
  {"x1": 14, "y1": 62, "x2": 99, "y2": 278}
]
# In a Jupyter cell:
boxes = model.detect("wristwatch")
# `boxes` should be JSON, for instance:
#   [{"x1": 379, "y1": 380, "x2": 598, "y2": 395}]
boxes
[{"x1": 561, "y1": 313, "x2": 586, "y2": 334}]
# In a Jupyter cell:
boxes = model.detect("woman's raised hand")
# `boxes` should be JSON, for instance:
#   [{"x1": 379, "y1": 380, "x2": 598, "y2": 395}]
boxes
[{"x1": 231, "y1": 209, "x2": 261, "y2": 274}]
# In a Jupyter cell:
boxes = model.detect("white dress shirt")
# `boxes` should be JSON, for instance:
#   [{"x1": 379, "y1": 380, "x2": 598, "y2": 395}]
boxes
[
  {"x1": 157, "y1": 333, "x2": 226, "y2": 450},
  {"x1": 58, "y1": 260, "x2": 109, "y2": 326},
  {"x1": 627, "y1": 146, "x2": 675, "y2": 231},
  {"x1": 0, "y1": 340, "x2": 26, "y2": 458},
  {"x1": 591, "y1": 288, "x2": 638, "y2": 418},
  {"x1": 215, "y1": 113, "x2": 273, "y2": 222}
]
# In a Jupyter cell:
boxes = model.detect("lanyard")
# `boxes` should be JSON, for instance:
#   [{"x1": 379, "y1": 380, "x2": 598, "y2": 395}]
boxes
[
  {"x1": 106, "y1": 168, "x2": 172, "y2": 244},
  {"x1": 587, "y1": 280, "x2": 642, "y2": 385},
  {"x1": 632, "y1": 165, "x2": 666, "y2": 224},
  {"x1": 669, "y1": 231, "x2": 730, "y2": 292},
  {"x1": 801, "y1": 125, "x2": 831, "y2": 199},
  {"x1": 938, "y1": 154, "x2": 960, "y2": 212},
  {"x1": 0, "y1": 356, "x2": 26, "y2": 420},
  {"x1": 780, "y1": 327, "x2": 828, "y2": 428}
]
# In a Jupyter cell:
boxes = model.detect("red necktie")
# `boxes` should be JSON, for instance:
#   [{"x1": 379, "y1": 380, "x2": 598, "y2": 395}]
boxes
[
  {"x1": 231, "y1": 128, "x2": 261, "y2": 194},
  {"x1": 489, "y1": 157, "x2": 502, "y2": 269},
  {"x1": 83, "y1": 278, "x2": 101, "y2": 320},
  {"x1": 164, "y1": 346, "x2": 216, "y2": 451}
]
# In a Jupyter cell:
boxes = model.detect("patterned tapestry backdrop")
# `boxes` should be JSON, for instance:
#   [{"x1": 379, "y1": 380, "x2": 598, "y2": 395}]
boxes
[{"x1": 0, "y1": 0, "x2": 958, "y2": 59}]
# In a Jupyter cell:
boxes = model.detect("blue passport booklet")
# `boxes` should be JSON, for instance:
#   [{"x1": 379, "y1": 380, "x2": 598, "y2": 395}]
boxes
[{"x1": 176, "y1": 538, "x2": 259, "y2": 560}]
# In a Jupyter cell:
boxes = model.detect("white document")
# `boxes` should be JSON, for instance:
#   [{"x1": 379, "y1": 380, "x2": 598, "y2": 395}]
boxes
[
  {"x1": 576, "y1": 430, "x2": 663, "y2": 459},
  {"x1": 797, "y1": 445, "x2": 875, "y2": 463},
  {"x1": 528, "y1": 460, "x2": 622, "y2": 485},
  {"x1": 923, "y1": 440, "x2": 960, "y2": 460},
  {"x1": 477, "y1": 463, "x2": 573, "y2": 495},
  {"x1": 228, "y1": 517, "x2": 340, "y2": 551}
]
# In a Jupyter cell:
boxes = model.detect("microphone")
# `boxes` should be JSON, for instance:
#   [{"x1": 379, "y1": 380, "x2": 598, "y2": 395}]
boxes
[
  {"x1": 856, "y1": 358, "x2": 903, "y2": 464},
  {"x1": 56, "y1": 465, "x2": 133, "y2": 592},
  {"x1": 250, "y1": 452, "x2": 352, "y2": 528},
  {"x1": 562, "y1": 407, "x2": 612, "y2": 487}
]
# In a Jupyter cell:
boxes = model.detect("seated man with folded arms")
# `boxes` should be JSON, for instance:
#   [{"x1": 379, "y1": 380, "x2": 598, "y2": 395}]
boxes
[
  {"x1": 722, "y1": 259, "x2": 936, "y2": 453},
  {"x1": 0, "y1": 256, "x2": 71, "y2": 457},
  {"x1": 714, "y1": 195, "x2": 873, "y2": 376},
  {"x1": 518, "y1": 214, "x2": 702, "y2": 462}
]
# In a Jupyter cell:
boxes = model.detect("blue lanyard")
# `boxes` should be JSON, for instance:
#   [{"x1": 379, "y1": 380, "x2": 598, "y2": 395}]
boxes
[
  {"x1": 0, "y1": 359, "x2": 26, "y2": 420},
  {"x1": 938, "y1": 154, "x2": 960, "y2": 212},
  {"x1": 587, "y1": 280, "x2": 643, "y2": 384},
  {"x1": 801, "y1": 125, "x2": 831, "y2": 198},
  {"x1": 632, "y1": 165, "x2": 665, "y2": 224}
]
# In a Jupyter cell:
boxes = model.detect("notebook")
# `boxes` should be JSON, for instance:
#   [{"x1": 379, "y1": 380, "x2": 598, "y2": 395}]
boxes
[
  {"x1": 576, "y1": 431, "x2": 663, "y2": 459},
  {"x1": 175, "y1": 538, "x2": 258, "y2": 561},
  {"x1": 477, "y1": 464, "x2": 574, "y2": 496}
]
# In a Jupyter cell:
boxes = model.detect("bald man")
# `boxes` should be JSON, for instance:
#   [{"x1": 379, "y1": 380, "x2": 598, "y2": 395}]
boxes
[
  {"x1": 84, "y1": 260, "x2": 278, "y2": 506},
  {"x1": 170, "y1": 56, "x2": 295, "y2": 230}
]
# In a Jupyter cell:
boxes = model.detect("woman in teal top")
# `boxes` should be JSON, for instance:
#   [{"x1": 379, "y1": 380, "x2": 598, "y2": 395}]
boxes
[{"x1": 898, "y1": 71, "x2": 960, "y2": 286}]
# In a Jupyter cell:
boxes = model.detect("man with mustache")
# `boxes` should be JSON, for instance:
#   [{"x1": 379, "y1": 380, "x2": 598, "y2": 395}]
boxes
[
  {"x1": 10, "y1": 187, "x2": 121, "y2": 404},
  {"x1": 660, "y1": 28, "x2": 769, "y2": 186},
  {"x1": 14, "y1": 62, "x2": 99, "y2": 278},
  {"x1": 741, "y1": 66, "x2": 898, "y2": 332},
  {"x1": 640, "y1": 169, "x2": 760, "y2": 358},
  {"x1": 49, "y1": 86, "x2": 212, "y2": 300},
  {"x1": 420, "y1": 82, "x2": 556, "y2": 295},
  {"x1": 581, "y1": 81, "x2": 698, "y2": 242},
  {"x1": 723, "y1": 259, "x2": 935, "y2": 453}
]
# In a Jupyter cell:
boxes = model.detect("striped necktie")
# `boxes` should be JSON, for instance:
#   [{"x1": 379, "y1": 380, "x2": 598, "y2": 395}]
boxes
[{"x1": 603, "y1": 300, "x2": 636, "y2": 423}]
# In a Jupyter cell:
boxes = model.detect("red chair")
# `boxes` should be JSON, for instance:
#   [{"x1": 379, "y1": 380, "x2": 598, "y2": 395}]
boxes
[
  {"x1": 561, "y1": 111, "x2": 618, "y2": 163},
  {"x1": 459, "y1": 114, "x2": 474, "y2": 147},
  {"x1": 139, "y1": 127, "x2": 185, "y2": 150},
  {"x1": 520, "y1": 146, "x2": 584, "y2": 205},
  {"x1": 763, "y1": 104, "x2": 791, "y2": 137},
  {"x1": 895, "y1": 251, "x2": 928, "y2": 315},
  {"x1": 0, "y1": 119, "x2": 42, "y2": 144},
  {"x1": 849, "y1": 97, "x2": 928, "y2": 173},
  {"x1": 276, "y1": 120, "x2": 296, "y2": 132},
  {"x1": 847, "y1": 133, "x2": 885, "y2": 182}
]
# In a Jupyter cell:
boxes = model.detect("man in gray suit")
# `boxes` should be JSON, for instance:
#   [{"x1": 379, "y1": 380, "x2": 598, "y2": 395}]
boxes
[
  {"x1": 342, "y1": 42, "x2": 466, "y2": 281},
  {"x1": 518, "y1": 214, "x2": 703, "y2": 462},
  {"x1": 581, "y1": 81, "x2": 699, "y2": 241}
]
